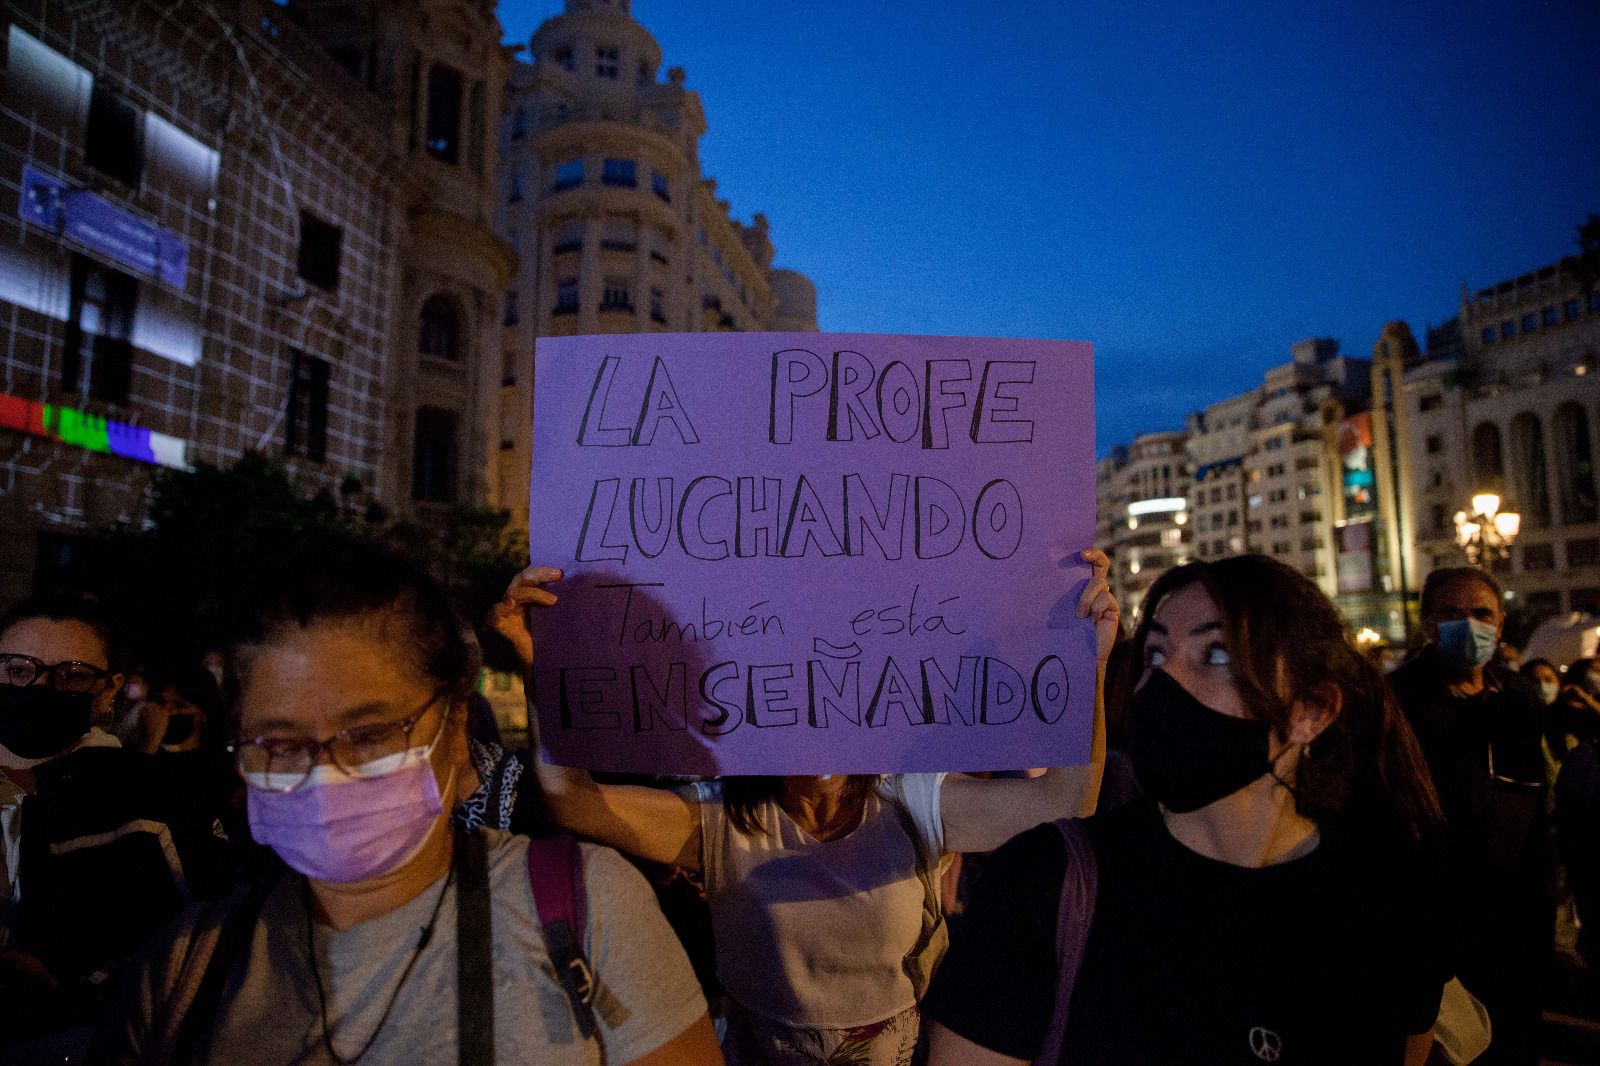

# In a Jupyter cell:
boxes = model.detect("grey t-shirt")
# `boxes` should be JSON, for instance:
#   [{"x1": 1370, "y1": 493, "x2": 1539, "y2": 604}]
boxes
[{"x1": 100, "y1": 830, "x2": 705, "y2": 1064}]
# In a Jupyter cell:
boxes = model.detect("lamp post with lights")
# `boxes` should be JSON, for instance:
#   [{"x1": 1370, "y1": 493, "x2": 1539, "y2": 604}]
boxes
[{"x1": 1453, "y1": 493, "x2": 1521, "y2": 568}]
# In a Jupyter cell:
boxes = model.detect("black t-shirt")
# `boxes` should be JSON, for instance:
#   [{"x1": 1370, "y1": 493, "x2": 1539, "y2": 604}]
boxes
[{"x1": 923, "y1": 802, "x2": 1447, "y2": 1065}]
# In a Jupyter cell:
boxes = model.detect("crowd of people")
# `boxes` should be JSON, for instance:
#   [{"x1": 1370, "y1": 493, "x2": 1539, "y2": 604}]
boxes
[{"x1": 0, "y1": 543, "x2": 1594, "y2": 1065}]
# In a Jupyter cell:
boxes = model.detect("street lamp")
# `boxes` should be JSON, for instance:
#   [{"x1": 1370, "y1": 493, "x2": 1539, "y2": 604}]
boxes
[{"x1": 1454, "y1": 493, "x2": 1521, "y2": 567}]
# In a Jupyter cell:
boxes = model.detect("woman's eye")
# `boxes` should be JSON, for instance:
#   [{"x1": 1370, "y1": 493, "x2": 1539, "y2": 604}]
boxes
[{"x1": 1206, "y1": 645, "x2": 1231, "y2": 666}]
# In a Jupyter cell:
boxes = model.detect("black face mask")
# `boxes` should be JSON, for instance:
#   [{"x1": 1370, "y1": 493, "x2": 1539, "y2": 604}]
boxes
[
  {"x1": 0, "y1": 685, "x2": 95, "y2": 761},
  {"x1": 161, "y1": 714, "x2": 198, "y2": 747},
  {"x1": 1127, "y1": 668, "x2": 1273, "y2": 813}
]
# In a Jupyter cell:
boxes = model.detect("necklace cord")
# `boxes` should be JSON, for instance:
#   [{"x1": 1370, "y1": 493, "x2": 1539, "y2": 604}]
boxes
[{"x1": 306, "y1": 848, "x2": 457, "y2": 1065}]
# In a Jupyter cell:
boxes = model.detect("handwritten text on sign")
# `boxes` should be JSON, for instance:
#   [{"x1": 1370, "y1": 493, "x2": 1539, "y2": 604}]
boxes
[{"x1": 529, "y1": 332, "x2": 1096, "y2": 775}]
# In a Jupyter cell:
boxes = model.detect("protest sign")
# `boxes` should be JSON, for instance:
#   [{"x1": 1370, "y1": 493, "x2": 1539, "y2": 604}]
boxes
[{"x1": 529, "y1": 332, "x2": 1096, "y2": 775}]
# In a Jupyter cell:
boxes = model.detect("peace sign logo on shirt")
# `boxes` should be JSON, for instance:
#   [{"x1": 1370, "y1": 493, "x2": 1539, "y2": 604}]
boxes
[{"x1": 1248, "y1": 1026, "x2": 1283, "y2": 1062}]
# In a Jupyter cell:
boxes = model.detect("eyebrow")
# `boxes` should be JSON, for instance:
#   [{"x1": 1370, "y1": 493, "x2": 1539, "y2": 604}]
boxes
[
  {"x1": 247, "y1": 700, "x2": 396, "y2": 735},
  {"x1": 1146, "y1": 621, "x2": 1223, "y2": 637}
]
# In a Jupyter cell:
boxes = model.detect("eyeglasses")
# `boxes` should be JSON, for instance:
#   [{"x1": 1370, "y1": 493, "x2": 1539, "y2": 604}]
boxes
[
  {"x1": 0, "y1": 653, "x2": 112, "y2": 693},
  {"x1": 230, "y1": 691, "x2": 450, "y2": 793}
]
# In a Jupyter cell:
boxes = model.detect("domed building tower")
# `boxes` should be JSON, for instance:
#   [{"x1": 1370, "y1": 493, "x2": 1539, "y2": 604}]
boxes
[
  {"x1": 495, "y1": 0, "x2": 818, "y2": 524},
  {"x1": 289, "y1": 0, "x2": 516, "y2": 516}
]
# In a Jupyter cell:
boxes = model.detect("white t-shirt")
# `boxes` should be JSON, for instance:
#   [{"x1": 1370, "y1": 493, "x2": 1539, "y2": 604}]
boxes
[
  {"x1": 102, "y1": 830, "x2": 706, "y2": 1064},
  {"x1": 695, "y1": 773, "x2": 946, "y2": 1028}
]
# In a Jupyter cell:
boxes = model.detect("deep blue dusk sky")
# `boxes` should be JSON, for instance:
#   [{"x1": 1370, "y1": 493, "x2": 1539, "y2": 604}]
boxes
[{"x1": 498, "y1": 1, "x2": 1600, "y2": 454}]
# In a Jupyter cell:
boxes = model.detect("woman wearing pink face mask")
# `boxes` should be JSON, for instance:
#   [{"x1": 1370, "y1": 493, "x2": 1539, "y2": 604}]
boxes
[{"x1": 91, "y1": 547, "x2": 720, "y2": 1066}]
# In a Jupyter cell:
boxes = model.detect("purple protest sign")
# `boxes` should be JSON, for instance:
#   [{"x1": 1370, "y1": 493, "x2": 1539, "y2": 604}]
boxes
[{"x1": 529, "y1": 332, "x2": 1096, "y2": 775}]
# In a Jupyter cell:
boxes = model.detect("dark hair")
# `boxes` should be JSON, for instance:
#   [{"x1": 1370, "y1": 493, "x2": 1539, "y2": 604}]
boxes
[
  {"x1": 723, "y1": 775, "x2": 881, "y2": 837},
  {"x1": 1519, "y1": 658, "x2": 1557, "y2": 681},
  {"x1": 231, "y1": 544, "x2": 480, "y2": 698},
  {"x1": 0, "y1": 592, "x2": 122, "y2": 669},
  {"x1": 1125, "y1": 555, "x2": 1444, "y2": 847},
  {"x1": 1419, "y1": 566, "x2": 1503, "y2": 618},
  {"x1": 1566, "y1": 656, "x2": 1599, "y2": 680}
]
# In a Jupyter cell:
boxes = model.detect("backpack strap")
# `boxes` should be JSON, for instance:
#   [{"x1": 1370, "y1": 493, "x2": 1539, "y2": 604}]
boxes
[
  {"x1": 526, "y1": 834, "x2": 599, "y2": 1041},
  {"x1": 1034, "y1": 818, "x2": 1099, "y2": 1066},
  {"x1": 456, "y1": 827, "x2": 495, "y2": 1066}
]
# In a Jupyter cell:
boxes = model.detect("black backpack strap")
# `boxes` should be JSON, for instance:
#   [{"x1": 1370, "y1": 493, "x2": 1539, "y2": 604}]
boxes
[{"x1": 456, "y1": 826, "x2": 495, "y2": 1066}]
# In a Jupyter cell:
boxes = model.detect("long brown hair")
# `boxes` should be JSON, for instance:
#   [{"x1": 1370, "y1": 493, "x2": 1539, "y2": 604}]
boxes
[
  {"x1": 1125, "y1": 555, "x2": 1444, "y2": 847},
  {"x1": 723, "y1": 775, "x2": 882, "y2": 836}
]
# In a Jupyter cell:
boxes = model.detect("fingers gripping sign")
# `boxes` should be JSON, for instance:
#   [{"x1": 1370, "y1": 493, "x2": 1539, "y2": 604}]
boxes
[{"x1": 487, "y1": 565, "x2": 563, "y2": 670}]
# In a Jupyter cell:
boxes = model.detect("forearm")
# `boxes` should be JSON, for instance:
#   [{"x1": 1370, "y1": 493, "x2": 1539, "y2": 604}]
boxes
[{"x1": 535, "y1": 751, "x2": 701, "y2": 870}]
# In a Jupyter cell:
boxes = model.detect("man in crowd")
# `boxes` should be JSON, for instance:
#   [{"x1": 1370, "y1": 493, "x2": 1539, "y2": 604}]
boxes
[{"x1": 1389, "y1": 567, "x2": 1552, "y2": 1066}]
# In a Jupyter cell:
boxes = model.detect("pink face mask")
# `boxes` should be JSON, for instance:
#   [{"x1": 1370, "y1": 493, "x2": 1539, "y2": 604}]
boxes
[{"x1": 245, "y1": 742, "x2": 452, "y2": 884}]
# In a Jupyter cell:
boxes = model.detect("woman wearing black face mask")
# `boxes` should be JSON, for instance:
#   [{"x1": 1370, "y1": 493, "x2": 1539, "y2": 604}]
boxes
[{"x1": 923, "y1": 556, "x2": 1451, "y2": 1066}]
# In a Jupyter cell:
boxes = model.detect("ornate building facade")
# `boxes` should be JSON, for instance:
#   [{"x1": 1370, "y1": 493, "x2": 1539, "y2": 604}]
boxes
[{"x1": 495, "y1": 0, "x2": 818, "y2": 530}]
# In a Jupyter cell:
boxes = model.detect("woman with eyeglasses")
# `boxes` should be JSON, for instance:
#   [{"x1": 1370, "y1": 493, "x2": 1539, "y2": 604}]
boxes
[
  {"x1": 1, "y1": 595, "x2": 228, "y2": 1062},
  {"x1": 921, "y1": 556, "x2": 1452, "y2": 1066},
  {"x1": 90, "y1": 547, "x2": 720, "y2": 1066}
]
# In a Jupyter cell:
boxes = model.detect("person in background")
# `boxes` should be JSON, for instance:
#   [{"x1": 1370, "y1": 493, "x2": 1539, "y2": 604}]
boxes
[
  {"x1": 489, "y1": 551, "x2": 1117, "y2": 1066},
  {"x1": 1, "y1": 595, "x2": 228, "y2": 1061},
  {"x1": 137, "y1": 660, "x2": 247, "y2": 850},
  {"x1": 1388, "y1": 567, "x2": 1551, "y2": 1066},
  {"x1": 922, "y1": 554, "x2": 1449, "y2": 1066},
  {"x1": 1549, "y1": 657, "x2": 1600, "y2": 754},
  {"x1": 92, "y1": 546, "x2": 719, "y2": 1065},
  {"x1": 1554, "y1": 657, "x2": 1600, "y2": 972}
]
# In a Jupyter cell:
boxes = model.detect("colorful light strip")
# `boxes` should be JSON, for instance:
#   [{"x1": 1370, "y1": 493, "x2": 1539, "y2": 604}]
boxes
[{"x1": 0, "y1": 391, "x2": 189, "y2": 470}]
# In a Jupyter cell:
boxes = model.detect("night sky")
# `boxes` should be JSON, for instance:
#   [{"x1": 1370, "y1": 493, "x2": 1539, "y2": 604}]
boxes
[{"x1": 497, "y1": 1, "x2": 1600, "y2": 455}]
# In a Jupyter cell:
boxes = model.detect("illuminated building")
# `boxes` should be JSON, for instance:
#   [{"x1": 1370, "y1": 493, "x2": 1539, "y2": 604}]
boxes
[
  {"x1": 494, "y1": 0, "x2": 818, "y2": 530},
  {"x1": 1104, "y1": 430, "x2": 1191, "y2": 619},
  {"x1": 0, "y1": 0, "x2": 512, "y2": 596}
]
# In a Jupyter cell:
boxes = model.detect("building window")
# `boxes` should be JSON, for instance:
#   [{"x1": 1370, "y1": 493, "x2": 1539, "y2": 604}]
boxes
[
  {"x1": 511, "y1": 107, "x2": 526, "y2": 138},
  {"x1": 554, "y1": 280, "x2": 579, "y2": 315},
  {"x1": 1568, "y1": 298, "x2": 1584, "y2": 321},
  {"x1": 412, "y1": 407, "x2": 459, "y2": 503},
  {"x1": 1522, "y1": 312, "x2": 1538, "y2": 333},
  {"x1": 1499, "y1": 320, "x2": 1515, "y2": 341},
  {"x1": 1523, "y1": 543, "x2": 1557, "y2": 571},
  {"x1": 1426, "y1": 434, "x2": 1443, "y2": 455},
  {"x1": 595, "y1": 45, "x2": 619, "y2": 79},
  {"x1": 504, "y1": 291, "x2": 520, "y2": 326},
  {"x1": 1590, "y1": 290, "x2": 1600, "y2": 313},
  {"x1": 1510, "y1": 412, "x2": 1551, "y2": 528},
  {"x1": 1471, "y1": 421, "x2": 1504, "y2": 485},
  {"x1": 601, "y1": 278, "x2": 632, "y2": 312},
  {"x1": 1569, "y1": 538, "x2": 1600, "y2": 568},
  {"x1": 296, "y1": 211, "x2": 342, "y2": 292},
  {"x1": 419, "y1": 294, "x2": 459, "y2": 361},
  {"x1": 652, "y1": 170, "x2": 670, "y2": 202},
  {"x1": 552, "y1": 159, "x2": 584, "y2": 190},
  {"x1": 1419, "y1": 393, "x2": 1443, "y2": 412},
  {"x1": 602, "y1": 158, "x2": 636, "y2": 187},
  {"x1": 650, "y1": 287, "x2": 665, "y2": 324},
  {"x1": 62, "y1": 254, "x2": 137, "y2": 404},
  {"x1": 1480, "y1": 328, "x2": 1496, "y2": 346},
  {"x1": 553, "y1": 219, "x2": 583, "y2": 255},
  {"x1": 85, "y1": 83, "x2": 143, "y2": 188},
  {"x1": 1553, "y1": 402, "x2": 1598, "y2": 524},
  {"x1": 554, "y1": 46, "x2": 574, "y2": 71},
  {"x1": 425, "y1": 65, "x2": 463, "y2": 163},
  {"x1": 502, "y1": 350, "x2": 518, "y2": 387},
  {"x1": 637, "y1": 61, "x2": 650, "y2": 86},
  {"x1": 285, "y1": 349, "x2": 329, "y2": 463},
  {"x1": 509, "y1": 171, "x2": 523, "y2": 203},
  {"x1": 1543, "y1": 304, "x2": 1560, "y2": 327}
]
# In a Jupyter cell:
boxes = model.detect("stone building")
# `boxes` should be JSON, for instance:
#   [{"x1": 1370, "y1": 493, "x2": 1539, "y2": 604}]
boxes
[
  {"x1": 0, "y1": 0, "x2": 513, "y2": 598},
  {"x1": 495, "y1": 0, "x2": 818, "y2": 530},
  {"x1": 1103, "y1": 429, "x2": 1191, "y2": 619},
  {"x1": 1392, "y1": 253, "x2": 1600, "y2": 619}
]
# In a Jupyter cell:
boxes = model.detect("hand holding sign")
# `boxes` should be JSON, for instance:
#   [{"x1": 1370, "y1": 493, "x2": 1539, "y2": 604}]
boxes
[{"x1": 529, "y1": 331, "x2": 1097, "y2": 775}]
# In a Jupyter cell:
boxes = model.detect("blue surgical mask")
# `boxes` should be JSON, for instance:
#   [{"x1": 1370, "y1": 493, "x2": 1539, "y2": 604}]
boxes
[{"x1": 1435, "y1": 618, "x2": 1498, "y2": 669}]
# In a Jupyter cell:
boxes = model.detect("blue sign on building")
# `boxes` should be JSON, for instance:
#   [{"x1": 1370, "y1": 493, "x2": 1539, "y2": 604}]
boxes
[{"x1": 20, "y1": 165, "x2": 188, "y2": 288}]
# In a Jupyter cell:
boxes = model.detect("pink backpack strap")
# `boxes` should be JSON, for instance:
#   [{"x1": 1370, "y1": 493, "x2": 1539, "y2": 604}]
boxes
[
  {"x1": 1034, "y1": 818, "x2": 1099, "y2": 1066},
  {"x1": 527, "y1": 834, "x2": 599, "y2": 1040}
]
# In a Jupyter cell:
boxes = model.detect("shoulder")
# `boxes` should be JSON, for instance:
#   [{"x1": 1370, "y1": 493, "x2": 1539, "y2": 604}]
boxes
[{"x1": 884, "y1": 772, "x2": 947, "y2": 852}]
